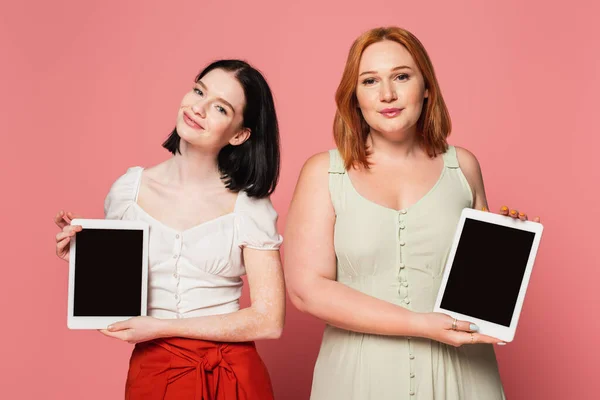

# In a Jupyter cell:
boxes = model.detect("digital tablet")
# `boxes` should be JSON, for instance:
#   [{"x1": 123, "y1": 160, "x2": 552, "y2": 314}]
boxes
[
  {"x1": 67, "y1": 219, "x2": 149, "y2": 329},
  {"x1": 433, "y1": 208, "x2": 543, "y2": 342}
]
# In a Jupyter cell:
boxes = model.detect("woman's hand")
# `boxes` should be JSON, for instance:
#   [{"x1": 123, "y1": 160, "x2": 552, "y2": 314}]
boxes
[
  {"x1": 100, "y1": 316, "x2": 169, "y2": 344},
  {"x1": 414, "y1": 312, "x2": 504, "y2": 347},
  {"x1": 54, "y1": 210, "x2": 82, "y2": 262},
  {"x1": 491, "y1": 205, "x2": 541, "y2": 223}
]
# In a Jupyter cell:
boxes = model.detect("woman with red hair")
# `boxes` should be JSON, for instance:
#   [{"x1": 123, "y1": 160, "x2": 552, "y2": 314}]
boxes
[{"x1": 285, "y1": 27, "x2": 540, "y2": 399}]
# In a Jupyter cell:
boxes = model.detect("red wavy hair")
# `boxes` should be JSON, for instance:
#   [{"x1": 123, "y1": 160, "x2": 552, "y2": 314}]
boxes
[{"x1": 334, "y1": 27, "x2": 451, "y2": 169}]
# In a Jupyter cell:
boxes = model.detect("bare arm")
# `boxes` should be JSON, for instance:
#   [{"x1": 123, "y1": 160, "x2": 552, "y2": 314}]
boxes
[
  {"x1": 283, "y1": 152, "x2": 421, "y2": 336},
  {"x1": 165, "y1": 249, "x2": 285, "y2": 341},
  {"x1": 105, "y1": 248, "x2": 285, "y2": 343},
  {"x1": 455, "y1": 146, "x2": 489, "y2": 210}
]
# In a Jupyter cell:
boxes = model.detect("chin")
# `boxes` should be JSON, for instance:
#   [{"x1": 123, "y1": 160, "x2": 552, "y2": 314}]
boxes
[
  {"x1": 176, "y1": 121, "x2": 199, "y2": 140},
  {"x1": 377, "y1": 123, "x2": 407, "y2": 134},
  {"x1": 377, "y1": 126, "x2": 414, "y2": 140}
]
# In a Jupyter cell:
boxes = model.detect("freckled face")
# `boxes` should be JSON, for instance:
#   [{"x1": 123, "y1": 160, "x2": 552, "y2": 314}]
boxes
[{"x1": 356, "y1": 40, "x2": 429, "y2": 141}]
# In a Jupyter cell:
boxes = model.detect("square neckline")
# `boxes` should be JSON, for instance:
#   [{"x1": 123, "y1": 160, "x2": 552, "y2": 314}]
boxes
[{"x1": 130, "y1": 166, "x2": 242, "y2": 234}]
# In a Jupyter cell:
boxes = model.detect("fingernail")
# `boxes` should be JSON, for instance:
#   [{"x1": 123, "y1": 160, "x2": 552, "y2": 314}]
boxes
[
  {"x1": 482, "y1": 206, "x2": 487, "y2": 211},
  {"x1": 469, "y1": 324, "x2": 479, "y2": 332},
  {"x1": 501, "y1": 206, "x2": 508, "y2": 211},
  {"x1": 497, "y1": 342, "x2": 506, "y2": 346},
  {"x1": 518, "y1": 212, "x2": 525, "y2": 217},
  {"x1": 107, "y1": 325, "x2": 114, "y2": 331}
]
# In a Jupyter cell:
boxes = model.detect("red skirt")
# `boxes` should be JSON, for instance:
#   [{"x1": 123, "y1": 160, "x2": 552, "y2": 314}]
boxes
[{"x1": 125, "y1": 337, "x2": 274, "y2": 400}]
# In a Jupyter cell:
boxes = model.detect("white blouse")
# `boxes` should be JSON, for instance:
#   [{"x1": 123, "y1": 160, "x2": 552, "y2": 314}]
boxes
[{"x1": 103, "y1": 167, "x2": 283, "y2": 319}]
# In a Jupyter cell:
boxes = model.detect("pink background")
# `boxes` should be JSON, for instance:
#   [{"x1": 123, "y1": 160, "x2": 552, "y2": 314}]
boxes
[{"x1": 2, "y1": 0, "x2": 598, "y2": 398}]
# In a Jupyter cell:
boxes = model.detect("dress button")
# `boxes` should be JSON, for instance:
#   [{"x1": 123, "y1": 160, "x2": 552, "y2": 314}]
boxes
[
  {"x1": 175, "y1": 294, "x2": 179, "y2": 300},
  {"x1": 404, "y1": 298, "x2": 411, "y2": 304},
  {"x1": 399, "y1": 225, "x2": 406, "y2": 230},
  {"x1": 400, "y1": 241, "x2": 406, "y2": 246},
  {"x1": 402, "y1": 282, "x2": 409, "y2": 287},
  {"x1": 173, "y1": 272, "x2": 179, "y2": 279},
  {"x1": 410, "y1": 373, "x2": 415, "y2": 378},
  {"x1": 400, "y1": 209, "x2": 407, "y2": 215},
  {"x1": 409, "y1": 391, "x2": 415, "y2": 396},
  {"x1": 399, "y1": 264, "x2": 405, "y2": 269},
  {"x1": 409, "y1": 354, "x2": 415, "y2": 360},
  {"x1": 173, "y1": 254, "x2": 178, "y2": 259},
  {"x1": 175, "y1": 234, "x2": 180, "y2": 239}
]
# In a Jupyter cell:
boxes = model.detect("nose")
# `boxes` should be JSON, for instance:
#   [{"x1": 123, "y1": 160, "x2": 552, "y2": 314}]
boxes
[
  {"x1": 191, "y1": 99, "x2": 206, "y2": 118},
  {"x1": 379, "y1": 81, "x2": 397, "y2": 103}
]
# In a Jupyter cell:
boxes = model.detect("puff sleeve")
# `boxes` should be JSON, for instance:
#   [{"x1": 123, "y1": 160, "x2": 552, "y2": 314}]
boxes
[
  {"x1": 237, "y1": 195, "x2": 283, "y2": 250},
  {"x1": 103, "y1": 167, "x2": 142, "y2": 220}
]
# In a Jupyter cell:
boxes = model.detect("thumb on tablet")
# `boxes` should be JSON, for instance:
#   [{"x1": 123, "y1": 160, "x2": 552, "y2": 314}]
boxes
[{"x1": 108, "y1": 320, "x2": 130, "y2": 331}]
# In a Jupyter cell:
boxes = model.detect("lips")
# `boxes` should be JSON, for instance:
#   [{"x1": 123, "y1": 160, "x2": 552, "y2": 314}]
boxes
[
  {"x1": 379, "y1": 108, "x2": 403, "y2": 118},
  {"x1": 183, "y1": 112, "x2": 204, "y2": 130}
]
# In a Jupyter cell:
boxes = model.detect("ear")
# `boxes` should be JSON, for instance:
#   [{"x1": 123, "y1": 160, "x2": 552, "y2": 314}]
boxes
[
  {"x1": 229, "y1": 127, "x2": 251, "y2": 146},
  {"x1": 424, "y1": 87, "x2": 429, "y2": 99}
]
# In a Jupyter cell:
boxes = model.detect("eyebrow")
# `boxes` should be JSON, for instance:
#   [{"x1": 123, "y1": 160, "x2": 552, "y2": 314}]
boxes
[
  {"x1": 196, "y1": 81, "x2": 235, "y2": 112},
  {"x1": 359, "y1": 65, "x2": 412, "y2": 76}
]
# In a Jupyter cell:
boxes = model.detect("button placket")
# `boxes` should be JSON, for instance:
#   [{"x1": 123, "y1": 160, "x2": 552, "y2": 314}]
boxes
[
  {"x1": 173, "y1": 232, "x2": 183, "y2": 313},
  {"x1": 396, "y1": 209, "x2": 410, "y2": 305},
  {"x1": 397, "y1": 209, "x2": 416, "y2": 397},
  {"x1": 408, "y1": 337, "x2": 416, "y2": 395}
]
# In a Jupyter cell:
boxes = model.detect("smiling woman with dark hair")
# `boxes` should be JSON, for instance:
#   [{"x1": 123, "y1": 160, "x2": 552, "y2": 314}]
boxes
[
  {"x1": 54, "y1": 59, "x2": 284, "y2": 400},
  {"x1": 162, "y1": 59, "x2": 280, "y2": 197}
]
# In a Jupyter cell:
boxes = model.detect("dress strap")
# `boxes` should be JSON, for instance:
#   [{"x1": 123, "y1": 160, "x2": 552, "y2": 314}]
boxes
[
  {"x1": 328, "y1": 149, "x2": 346, "y2": 214},
  {"x1": 442, "y1": 145, "x2": 460, "y2": 169},
  {"x1": 328, "y1": 149, "x2": 346, "y2": 174}
]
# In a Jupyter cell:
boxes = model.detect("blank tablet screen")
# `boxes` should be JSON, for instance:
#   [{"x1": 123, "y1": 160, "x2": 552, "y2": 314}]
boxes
[
  {"x1": 440, "y1": 218, "x2": 535, "y2": 327},
  {"x1": 74, "y1": 229, "x2": 143, "y2": 317}
]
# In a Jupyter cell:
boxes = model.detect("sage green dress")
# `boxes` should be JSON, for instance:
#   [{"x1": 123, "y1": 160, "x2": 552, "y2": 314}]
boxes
[{"x1": 310, "y1": 146, "x2": 505, "y2": 400}]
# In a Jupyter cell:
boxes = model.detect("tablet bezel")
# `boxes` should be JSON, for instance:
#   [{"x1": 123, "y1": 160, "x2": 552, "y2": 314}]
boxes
[
  {"x1": 433, "y1": 208, "x2": 543, "y2": 342},
  {"x1": 67, "y1": 218, "x2": 149, "y2": 330}
]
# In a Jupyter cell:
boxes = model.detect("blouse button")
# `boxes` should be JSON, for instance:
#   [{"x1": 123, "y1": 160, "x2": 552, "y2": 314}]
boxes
[
  {"x1": 404, "y1": 298, "x2": 411, "y2": 304},
  {"x1": 410, "y1": 373, "x2": 415, "y2": 378},
  {"x1": 173, "y1": 254, "x2": 178, "y2": 259},
  {"x1": 400, "y1": 209, "x2": 407, "y2": 215},
  {"x1": 175, "y1": 294, "x2": 179, "y2": 300},
  {"x1": 399, "y1": 241, "x2": 406, "y2": 246},
  {"x1": 402, "y1": 282, "x2": 409, "y2": 287},
  {"x1": 409, "y1": 391, "x2": 415, "y2": 396},
  {"x1": 399, "y1": 225, "x2": 406, "y2": 230},
  {"x1": 173, "y1": 272, "x2": 179, "y2": 279},
  {"x1": 409, "y1": 354, "x2": 415, "y2": 360},
  {"x1": 175, "y1": 234, "x2": 180, "y2": 239}
]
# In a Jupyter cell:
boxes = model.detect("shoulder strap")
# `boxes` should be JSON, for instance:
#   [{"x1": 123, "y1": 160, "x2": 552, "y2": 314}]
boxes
[
  {"x1": 442, "y1": 145, "x2": 460, "y2": 169},
  {"x1": 328, "y1": 149, "x2": 346, "y2": 174},
  {"x1": 328, "y1": 149, "x2": 346, "y2": 214}
]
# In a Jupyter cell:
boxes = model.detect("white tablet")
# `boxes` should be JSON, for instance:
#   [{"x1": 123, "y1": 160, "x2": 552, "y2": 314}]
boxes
[
  {"x1": 433, "y1": 208, "x2": 543, "y2": 342},
  {"x1": 68, "y1": 219, "x2": 149, "y2": 329}
]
